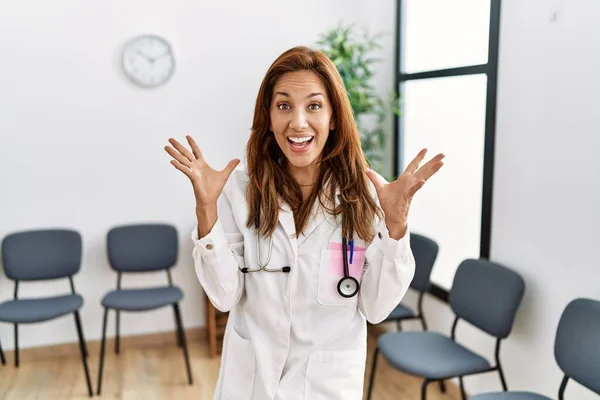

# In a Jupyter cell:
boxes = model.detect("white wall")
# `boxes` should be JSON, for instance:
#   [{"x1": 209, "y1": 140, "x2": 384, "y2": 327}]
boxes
[
  {"x1": 0, "y1": 0, "x2": 397, "y2": 350},
  {"x1": 399, "y1": 0, "x2": 600, "y2": 398}
]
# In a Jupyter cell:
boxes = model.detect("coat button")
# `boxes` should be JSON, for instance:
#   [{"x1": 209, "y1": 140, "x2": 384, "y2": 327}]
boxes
[
  {"x1": 206, "y1": 243, "x2": 214, "y2": 250},
  {"x1": 378, "y1": 232, "x2": 383, "y2": 239}
]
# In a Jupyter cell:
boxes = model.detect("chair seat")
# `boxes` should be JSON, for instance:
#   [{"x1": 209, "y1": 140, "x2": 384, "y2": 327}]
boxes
[
  {"x1": 383, "y1": 303, "x2": 415, "y2": 321},
  {"x1": 102, "y1": 286, "x2": 183, "y2": 311},
  {"x1": 470, "y1": 392, "x2": 552, "y2": 400},
  {"x1": 378, "y1": 331, "x2": 491, "y2": 379},
  {"x1": 0, "y1": 294, "x2": 83, "y2": 323}
]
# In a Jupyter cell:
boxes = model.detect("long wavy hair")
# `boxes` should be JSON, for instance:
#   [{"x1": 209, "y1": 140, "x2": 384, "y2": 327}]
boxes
[{"x1": 245, "y1": 46, "x2": 383, "y2": 241}]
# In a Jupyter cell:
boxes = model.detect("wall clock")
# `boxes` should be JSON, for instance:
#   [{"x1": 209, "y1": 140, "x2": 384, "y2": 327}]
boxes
[{"x1": 122, "y1": 34, "x2": 175, "y2": 88}]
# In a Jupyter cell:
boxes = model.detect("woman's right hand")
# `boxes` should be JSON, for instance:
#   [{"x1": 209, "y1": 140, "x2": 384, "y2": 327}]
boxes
[{"x1": 164, "y1": 135, "x2": 240, "y2": 209}]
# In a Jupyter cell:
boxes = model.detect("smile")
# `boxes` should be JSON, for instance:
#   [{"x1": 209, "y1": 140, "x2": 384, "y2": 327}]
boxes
[
  {"x1": 287, "y1": 136, "x2": 313, "y2": 146},
  {"x1": 287, "y1": 136, "x2": 314, "y2": 153}
]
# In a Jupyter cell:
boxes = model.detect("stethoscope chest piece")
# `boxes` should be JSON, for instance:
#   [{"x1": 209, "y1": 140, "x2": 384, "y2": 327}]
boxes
[{"x1": 337, "y1": 276, "x2": 359, "y2": 298}]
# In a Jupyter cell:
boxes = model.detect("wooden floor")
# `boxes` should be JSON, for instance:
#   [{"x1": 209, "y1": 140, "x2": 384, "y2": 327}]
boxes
[{"x1": 0, "y1": 327, "x2": 461, "y2": 400}]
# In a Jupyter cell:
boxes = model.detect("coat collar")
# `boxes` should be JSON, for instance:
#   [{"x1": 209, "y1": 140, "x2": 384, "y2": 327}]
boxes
[
  {"x1": 278, "y1": 184, "x2": 342, "y2": 247},
  {"x1": 277, "y1": 198, "x2": 297, "y2": 249}
]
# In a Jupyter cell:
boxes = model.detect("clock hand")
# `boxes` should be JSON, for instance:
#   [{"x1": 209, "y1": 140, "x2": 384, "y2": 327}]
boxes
[
  {"x1": 155, "y1": 50, "x2": 171, "y2": 59},
  {"x1": 134, "y1": 50, "x2": 153, "y2": 62}
]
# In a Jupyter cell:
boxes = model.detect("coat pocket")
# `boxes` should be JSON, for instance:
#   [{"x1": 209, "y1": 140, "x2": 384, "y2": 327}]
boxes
[
  {"x1": 304, "y1": 349, "x2": 366, "y2": 400},
  {"x1": 317, "y1": 248, "x2": 366, "y2": 306},
  {"x1": 221, "y1": 327, "x2": 256, "y2": 400}
]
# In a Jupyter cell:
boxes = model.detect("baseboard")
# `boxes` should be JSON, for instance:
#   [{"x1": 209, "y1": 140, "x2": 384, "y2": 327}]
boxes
[{"x1": 3, "y1": 327, "x2": 207, "y2": 363}]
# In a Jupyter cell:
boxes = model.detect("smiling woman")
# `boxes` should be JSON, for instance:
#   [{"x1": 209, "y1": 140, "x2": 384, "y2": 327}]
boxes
[
  {"x1": 269, "y1": 71, "x2": 335, "y2": 190},
  {"x1": 164, "y1": 45, "x2": 444, "y2": 400}
]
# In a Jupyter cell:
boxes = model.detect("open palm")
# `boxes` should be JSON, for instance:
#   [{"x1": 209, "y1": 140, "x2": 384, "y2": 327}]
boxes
[
  {"x1": 366, "y1": 148, "x2": 445, "y2": 226},
  {"x1": 164, "y1": 135, "x2": 239, "y2": 207}
]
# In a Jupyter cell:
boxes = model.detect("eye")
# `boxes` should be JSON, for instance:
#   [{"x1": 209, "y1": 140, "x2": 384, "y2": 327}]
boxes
[
  {"x1": 277, "y1": 103, "x2": 291, "y2": 110},
  {"x1": 308, "y1": 103, "x2": 321, "y2": 111}
]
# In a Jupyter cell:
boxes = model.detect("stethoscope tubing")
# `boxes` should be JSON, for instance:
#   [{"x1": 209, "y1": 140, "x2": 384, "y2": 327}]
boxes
[{"x1": 241, "y1": 209, "x2": 360, "y2": 298}]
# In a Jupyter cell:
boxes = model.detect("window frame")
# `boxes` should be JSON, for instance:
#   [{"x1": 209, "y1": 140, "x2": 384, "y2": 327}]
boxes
[{"x1": 393, "y1": 0, "x2": 502, "y2": 302}]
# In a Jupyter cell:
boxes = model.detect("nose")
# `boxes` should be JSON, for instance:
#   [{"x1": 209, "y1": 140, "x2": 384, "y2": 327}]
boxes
[{"x1": 289, "y1": 109, "x2": 309, "y2": 131}]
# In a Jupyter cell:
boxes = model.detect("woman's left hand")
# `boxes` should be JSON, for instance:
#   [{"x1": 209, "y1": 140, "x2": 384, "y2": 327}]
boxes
[{"x1": 366, "y1": 148, "x2": 445, "y2": 239}]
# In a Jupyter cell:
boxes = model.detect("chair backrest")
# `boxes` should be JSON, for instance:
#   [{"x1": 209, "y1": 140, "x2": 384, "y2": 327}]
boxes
[
  {"x1": 449, "y1": 258, "x2": 525, "y2": 338},
  {"x1": 107, "y1": 224, "x2": 178, "y2": 272},
  {"x1": 2, "y1": 229, "x2": 82, "y2": 281},
  {"x1": 554, "y1": 297, "x2": 600, "y2": 394},
  {"x1": 409, "y1": 233, "x2": 439, "y2": 292}
]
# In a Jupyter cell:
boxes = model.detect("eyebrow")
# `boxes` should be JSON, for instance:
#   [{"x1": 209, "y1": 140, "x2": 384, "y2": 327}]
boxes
[{"x1": 274, "y1": 91, "x2": 324, "y2": 99}]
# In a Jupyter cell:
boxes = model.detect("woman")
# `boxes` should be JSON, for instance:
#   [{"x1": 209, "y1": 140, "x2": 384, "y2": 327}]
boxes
[{"x1": 165, "y1": 46, "x2": 444, "y2": 400}]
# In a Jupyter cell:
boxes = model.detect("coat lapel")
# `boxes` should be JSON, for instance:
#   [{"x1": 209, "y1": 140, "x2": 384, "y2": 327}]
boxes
[
  {"x1": 278, "y1": 198, "x2": 298, "y2": 256},
  {"x1": 278, "y1": 184, "x2": 343, "y2": 248},
  {"x1": 297, "y1": 200, "x2": 327, "y2": 246},
  {"x1": 297, "y1": 187, "x2": 342, "y2": 246}
]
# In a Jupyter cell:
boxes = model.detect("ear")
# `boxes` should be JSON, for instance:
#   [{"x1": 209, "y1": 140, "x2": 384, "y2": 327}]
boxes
[{"x1": 329, "y1": 118, "x2": 336, "y2": 131}]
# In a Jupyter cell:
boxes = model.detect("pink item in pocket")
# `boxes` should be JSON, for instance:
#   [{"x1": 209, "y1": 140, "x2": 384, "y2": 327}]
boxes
[{"x1": 325, "y1": 242, "x2": 366, "y2": 277}]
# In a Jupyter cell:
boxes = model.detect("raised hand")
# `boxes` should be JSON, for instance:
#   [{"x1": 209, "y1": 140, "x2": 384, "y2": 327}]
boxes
[
  {"x1": 164, "y1": 135, "x2": 240, "y2": 208},
  {"x1": 366, "y1": 148, "x2": 444, "y2": 239}
]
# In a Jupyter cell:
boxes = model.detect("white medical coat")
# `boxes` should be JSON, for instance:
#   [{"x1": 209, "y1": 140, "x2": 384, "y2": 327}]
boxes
[{"x1": 192, "y1": 166, "x2": 415, "y2": 400}]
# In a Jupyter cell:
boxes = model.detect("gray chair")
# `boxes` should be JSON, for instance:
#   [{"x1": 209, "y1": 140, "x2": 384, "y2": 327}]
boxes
[
  {"x1": 96, "y1": 223, "x2": 193, "y2": 395},
  {"x1": 382, "y1": 233, "x2": 439, "y2": 331},
  {"x1": 367, "y1": 258, "x2": 525, "y2": 400},
  {"x1": 379, "y1": 233, "x2": 445, "y2": 392},
  {"x1": 470, "y1": 297, "x2": 600, "y2": 400},
  {"x1": 0, "y1": 229, "x2": 93, "y2": 397}
]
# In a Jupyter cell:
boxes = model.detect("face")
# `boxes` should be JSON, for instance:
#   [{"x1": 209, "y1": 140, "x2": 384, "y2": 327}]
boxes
[{"x1": 269, "y1": 70, "x2": 335, "y2": 172}]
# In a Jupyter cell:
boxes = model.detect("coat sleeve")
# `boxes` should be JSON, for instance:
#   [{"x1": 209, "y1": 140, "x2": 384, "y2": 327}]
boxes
[
  {"x1": 191, "y1": 189, "x2": 245, "y2": 312},
  {"x1": 358, "y1": 207, "x2": 416, "y2": 324}
]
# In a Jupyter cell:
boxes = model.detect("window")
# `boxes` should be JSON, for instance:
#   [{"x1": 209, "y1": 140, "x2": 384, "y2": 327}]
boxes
[{"x1": 394, "y1": 0, "x2": 500, "y2": 295}]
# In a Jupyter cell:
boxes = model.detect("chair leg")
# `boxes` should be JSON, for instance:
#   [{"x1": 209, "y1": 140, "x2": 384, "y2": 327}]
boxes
[
  {"x1": 14, "y1": 323, "x2": 18, "y2": 368},
  {"x1": 0, "y1": 338, "x2": 5, "y2": 365},
  {"x1": 421, "y1": 379, "x2": 431, "y2": 400},
  {"x1": 115, "y1": 310, "x2": 120, "y2": 354},
  {"x1": 366, "y1": 347, "x2": 379, "y2": 400},
  {"x1": 74, "y1": 311, "x2": 93, "y2": 397},
  {"x1": 420, "y1": 315, "x2": 428, "y2": 331},
  {"x1": 78, "y1": 317, "x2": 88, "y2": 359},
  {"x1": 459, "y1": 377, "x2": 467, "y2": 400},
  {"x1": 173, "y1": 306, "x2": 183, "y2": 347},
  {"x1": 498, "y1": 366, "x2": 508, "y2": 391},
  {"x1": 173, "y1": 303, "x2": 193, "y2": 385},
  {"x1": 97, "y1": 308, "x2": 109, "y2": 395},
  {"x1": 439, "y1": 380, "x2": 446, "y2": 393}
]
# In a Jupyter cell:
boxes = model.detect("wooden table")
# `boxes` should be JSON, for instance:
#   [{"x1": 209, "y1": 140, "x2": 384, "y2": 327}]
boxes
[{"x1": 205, "y1": 295, "x2": 229, "y2": 358}]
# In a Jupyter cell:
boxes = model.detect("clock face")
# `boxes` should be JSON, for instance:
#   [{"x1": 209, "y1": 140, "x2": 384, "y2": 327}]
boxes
[{"x1": 122, "y1": 35, "x2": 175, "y2": 88}]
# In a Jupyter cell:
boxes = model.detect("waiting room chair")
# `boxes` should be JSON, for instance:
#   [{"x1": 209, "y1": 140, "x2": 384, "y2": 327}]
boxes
[
  {"x1": 96, "y1": 223, "x2": 193, "y2": 395},
  {"x1": 367, "y1": 258, "x2": 525, "y2": 400},
  {"x1": 0, "y1": 229, "x2": 93, "y2": 397},
  {"x1": 470, "y1": 297, "x2": 600, "y2": 400},
  {"x1": 381, "y1": 232, "x2": 439, "y2": 331}
]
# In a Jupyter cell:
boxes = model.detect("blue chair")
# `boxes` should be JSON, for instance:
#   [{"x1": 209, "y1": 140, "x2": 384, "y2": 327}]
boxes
[
  {"x1": 367, "y1": 258, "x2": 525, "y2": 400},
  {"x1": 470, "y1": 297, "x2": 600, "y2": 400},
  {"x1": 0, "y1": 229, "x2": 93, "y2": 397},
  {"x1": 96, "y1": 223, "x2": 193, "y2": 395},
  {"x1": 381, "y1": 233, "x2": 439, "y2": 332}
]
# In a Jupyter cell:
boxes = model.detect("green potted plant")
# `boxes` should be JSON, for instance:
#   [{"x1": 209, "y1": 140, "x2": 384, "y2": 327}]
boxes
[{"x1": 316, "y1": 23, "x2": 399, "y2": 176}]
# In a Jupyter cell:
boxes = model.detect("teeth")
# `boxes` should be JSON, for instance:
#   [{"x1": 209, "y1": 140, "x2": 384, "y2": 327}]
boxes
[{"x1": 288, "y1": 137, "x2": 312, "y2": 143}]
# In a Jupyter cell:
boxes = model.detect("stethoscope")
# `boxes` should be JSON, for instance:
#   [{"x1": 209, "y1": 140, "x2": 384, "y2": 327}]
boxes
[{"x1": 239, "y1": 212, "x2": 360, "y2": 298}]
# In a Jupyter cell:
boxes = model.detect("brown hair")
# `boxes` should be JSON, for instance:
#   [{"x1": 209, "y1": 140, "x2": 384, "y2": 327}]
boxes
[{"x1": 245, "y1": 46, "x2": 383, "y2": 241}]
